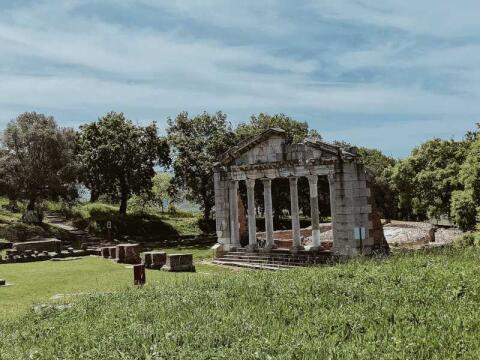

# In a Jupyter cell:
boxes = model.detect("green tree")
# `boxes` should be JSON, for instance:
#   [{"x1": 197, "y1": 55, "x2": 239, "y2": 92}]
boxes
[
  {"x1": 235, "y1": 113, "x2": 320, "y2": 143},
  {"x1": 450, "y1": 190, "x2": 477, "y2": 231},
  {"x1": 128, "y1": 172, "x2": 173, "y2": 212},
  {"x1": 459, "y1": 135, "x2": 480, "y2": 204},
  {"x1": 451, "y1": 132, "x2": 480, "y2": 230},
  {"x1": 390, "y1": 138, "x2": 468, "y2": 220},
  {"x1": 0, "y1": 112, "x2": 78, "y2": 214},
  {"x1": 167, "y1": 111, "x2": 235, "y2": 223},
  {"x1": 78, "y1": 111, "x2": 170, "y2": 215}
]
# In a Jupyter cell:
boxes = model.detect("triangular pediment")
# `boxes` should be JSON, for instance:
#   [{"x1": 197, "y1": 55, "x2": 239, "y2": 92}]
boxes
[{"x1": 219, "y1": 128, "x2": 287, "y2": 165}]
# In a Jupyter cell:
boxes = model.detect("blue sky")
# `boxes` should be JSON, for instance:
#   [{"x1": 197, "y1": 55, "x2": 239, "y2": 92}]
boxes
[{"x1": 1, "y1": 1, "x2": 479, "y2": 157}]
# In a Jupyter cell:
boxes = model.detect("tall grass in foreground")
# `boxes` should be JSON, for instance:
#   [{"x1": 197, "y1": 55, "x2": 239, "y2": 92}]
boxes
[{"x1": 1, "y1": 247, "x2": 480, "y2": 359}]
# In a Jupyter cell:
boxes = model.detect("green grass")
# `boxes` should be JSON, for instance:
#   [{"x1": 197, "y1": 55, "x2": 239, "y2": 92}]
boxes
[
  {"x1": 0, "y1": 246, "x2": 226, "y2": 320},
  {"x1": 1, "y1": 247, "x2": 480, "y2": 359},
  {"x1": 0, "y1": 197, "x2": 22, "y2": 224}
]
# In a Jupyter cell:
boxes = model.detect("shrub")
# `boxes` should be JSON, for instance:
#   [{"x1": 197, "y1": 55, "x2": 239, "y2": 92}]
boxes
[
  {"x1": 451, "y1": 190, "x2": 478, "y2": 231},
  {"x1": 0, "y1": 222, "x2": 46, "y2": 242},
  {"x1": 454, "y1": 232, "x2": 480, "y2": 248}
]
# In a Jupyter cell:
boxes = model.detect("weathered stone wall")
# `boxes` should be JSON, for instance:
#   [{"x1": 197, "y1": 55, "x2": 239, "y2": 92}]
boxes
[
  {"x1": 332, "y1": 162, "x2": 373, "y2": 256},
  {"x1": 13, "y1": 239, "x2": 62, "y2": 254}
]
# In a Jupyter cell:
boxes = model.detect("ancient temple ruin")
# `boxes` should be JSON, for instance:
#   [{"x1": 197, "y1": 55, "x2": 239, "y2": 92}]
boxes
[{"x1": 213, "y1": 128, "x2": 387, "y2": 257}]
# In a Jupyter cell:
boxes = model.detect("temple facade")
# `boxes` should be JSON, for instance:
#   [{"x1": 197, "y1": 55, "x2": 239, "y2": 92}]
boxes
[{"x1": 213, "y1": 128, "x2": 386, "y2": 256}]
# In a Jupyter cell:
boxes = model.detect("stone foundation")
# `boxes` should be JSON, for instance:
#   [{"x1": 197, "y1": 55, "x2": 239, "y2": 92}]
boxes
[
  {"x1": 13, "y1": 239, "x2": 61, "y2": 254},
  {"x1": 1, "y1": 249, "x2": 91, "y2": 264},
  {"x1": 144, "y1": 251, "x2": 167, "y2": 269},
  {"x1": 162, "y1": 253, "x2": 195, "y2": 272},
  {"x1": 116, "y1": 244, "x2": 141, "y2": 264}
]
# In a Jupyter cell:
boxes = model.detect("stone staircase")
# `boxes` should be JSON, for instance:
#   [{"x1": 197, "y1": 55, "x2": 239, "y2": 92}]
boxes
[
  {"x1": 44, "y1": 213, "x2": 105, "y2": 250},
  {"x1": 213, "y1": 248, "x2": 335, "y2": 271}
]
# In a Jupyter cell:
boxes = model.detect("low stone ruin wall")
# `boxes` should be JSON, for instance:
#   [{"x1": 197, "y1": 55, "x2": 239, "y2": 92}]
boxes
[
  {"x1": 257, "y1": 224, "x2": 333, "y2": 249},
  {"x1": 13, "y1": 239, "x2": 62, "y2": 254},
  {"x1": 96, "y1": 246, "x2": 195, "y2": 272},
  {"x1": 1, "y1": 248, "x2": 93, "y2": 264}
]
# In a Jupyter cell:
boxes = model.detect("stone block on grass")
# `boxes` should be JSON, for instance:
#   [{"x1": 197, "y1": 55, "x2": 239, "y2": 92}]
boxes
[
  {"x1": 144, "y1": 251, "x2": 166, "y2": 269},
  {"x1": 101, "y1": 247, "x2": 110, "y2": 258},
  {"x1": 116, "y1": 244, "x2": 141, "y2": 264},
  {"x1": 162, "y1": 253, "x2": 195, "y2": 272},
  {"x1": 108, "y1": 246, "x2": 117, "y2": 259}
]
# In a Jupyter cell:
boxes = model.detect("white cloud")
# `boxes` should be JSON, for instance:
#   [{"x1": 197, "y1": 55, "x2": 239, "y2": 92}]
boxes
[
  {"x1": 0, "y1": 1, "x2": 479, "y2": 156},
  {"x1": 308, "y1": 0, "x2": 480, "y2": 37}
]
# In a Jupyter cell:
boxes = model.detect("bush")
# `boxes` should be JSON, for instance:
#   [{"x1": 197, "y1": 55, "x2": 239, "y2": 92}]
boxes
[
  {"x1": 0, "y1": 222, "x2": 46, "y2": 242},
  {"x1": 454, "y1": 232, "x2": 480, "y2": 248},
  {"x1": 451, "y1": 190, "x2": 478, "y2": 231}
]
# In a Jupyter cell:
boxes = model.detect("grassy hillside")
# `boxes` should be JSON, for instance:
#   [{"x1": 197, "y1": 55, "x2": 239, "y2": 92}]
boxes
[
  {"x1": 1, "y1": 247, "x2": 480, "y2": 359},
  {"x1": 48, "y1": 201, "x2": 203, "y2": 239}
]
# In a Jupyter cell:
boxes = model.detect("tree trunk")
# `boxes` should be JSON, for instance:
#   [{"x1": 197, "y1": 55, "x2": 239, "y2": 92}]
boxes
[
  {"x1": 119, "y1": 192, "x2": 128, "y2": 215},
  {"x1": 90, "y1": 189, "x2": 99, "y2": 203},
  {"x1": 203, "y1": 202, "x2": 212, "y2": 222},
  {"x1": 27, "y1": 197, "x2": 36, "y2": 211}
]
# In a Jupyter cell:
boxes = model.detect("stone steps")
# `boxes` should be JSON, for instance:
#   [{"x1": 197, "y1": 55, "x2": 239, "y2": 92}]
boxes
[
  {"x1": 213, "y1": 249, "x2": 335, "y2": 270},
  {"x1": 212, "y1": 260, "x2": 291, "y2": 271},
  {"x1": 222, "y1": 254, "x2": 324, "y2": 266},
  {"x1": 216, "y1": 256, "x2": 302, "y2": 267}
]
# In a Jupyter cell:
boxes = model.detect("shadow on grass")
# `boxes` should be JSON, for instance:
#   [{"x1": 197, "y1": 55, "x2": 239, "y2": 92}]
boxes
[{"x1": 70, "y1": 206, "x2": 181, "y2": 240}]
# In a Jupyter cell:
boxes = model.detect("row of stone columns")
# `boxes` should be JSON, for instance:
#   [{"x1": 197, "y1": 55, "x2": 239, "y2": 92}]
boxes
[{"x1": 229, "y1": 175, "x2": 325, "y2": 252}]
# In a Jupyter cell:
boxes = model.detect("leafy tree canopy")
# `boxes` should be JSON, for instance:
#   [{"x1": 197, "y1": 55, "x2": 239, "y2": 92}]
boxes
[
  {"x1": 390, "y1": 138, "x2": 468, "y2": 220},
  {"x1": 78, "y1": 111, "x2": 170, "y2": 215},
  {"x1": 129, "y1": 172, "x2": 173, "y2": 213},
  {"x1": 459, "y1": 134, "x2": 480, "y2": 203},
  {"x1": 0, "y1": 112, "x2": 78, "y2": 212},
  {"x1": 167, "y1": 111, "x2": 236, "y2": 223},
  {"x1": 235, "y1": 113, "x2": 321, "y2": 143}
]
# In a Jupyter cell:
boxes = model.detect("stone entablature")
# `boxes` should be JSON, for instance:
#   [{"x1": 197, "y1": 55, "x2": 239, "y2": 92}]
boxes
[{"x1": 213, "y1": 128, "x2": 386, "y2": 257}]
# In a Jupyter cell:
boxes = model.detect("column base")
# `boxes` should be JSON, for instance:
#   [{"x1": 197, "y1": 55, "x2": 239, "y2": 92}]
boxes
[
  {"x1": 246, "y1": 244, "x2": 258, "y2": 252},
  {"x1": 305, "y1": 245, "x2": 321, "y2": 252},
  {"x1": 260, "y1": 243, "x2": 278, "y2": 253},
  {"x1": 290, "y1": 245, "x2": 304, "y2": 253},
  {"x1": 312, "y1": 229, "x2": 321, "y2": 248}
]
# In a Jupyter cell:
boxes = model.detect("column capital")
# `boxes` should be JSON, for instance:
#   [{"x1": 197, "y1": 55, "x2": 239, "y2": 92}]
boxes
[
  {"x1": 288, "y1": 176, "x2": 298, "y2": 185},
  {"x1": 262, "y1": 178, "x2": 272, "y2": 188},
  {"x1": 307, "y1": 175, "x2": 318, "y2": 186},
  {"x1": 246, "y1": 178, "x2": 256, "y2": 189},
  {"x1": 328, "y1": 173, "x2": 335, "y2": 184}
]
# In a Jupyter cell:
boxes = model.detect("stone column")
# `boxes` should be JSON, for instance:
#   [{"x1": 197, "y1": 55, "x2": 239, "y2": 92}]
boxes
[
  {"x1": 262, "y1": 179, "x2": 276, "y2": 251},
  {"x1": 246, "y1": 179, "x2": 258, "y2": 251},
  {"x1": 229, "y1": 181, "x2": 240, "y2": 249},
  {"x1": 307, "y1": 175, "x2": 320, "y2": 250},
  {"x1": 289, "y1": 177, "x2": 303, "y2": 252}
]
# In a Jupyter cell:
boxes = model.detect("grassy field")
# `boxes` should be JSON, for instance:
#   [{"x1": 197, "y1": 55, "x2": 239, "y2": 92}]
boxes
[
  {"x1": 0, "y1": 246, "x2": 226, "y2": 320},
  {"x1": 1, "y1": 246, "x2": 480, "y2": 359}
]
